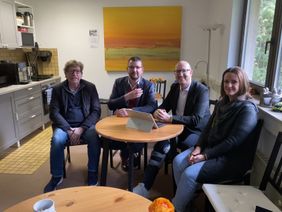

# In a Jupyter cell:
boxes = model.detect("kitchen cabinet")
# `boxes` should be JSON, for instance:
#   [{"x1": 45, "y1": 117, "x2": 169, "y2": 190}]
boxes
[
  {"x1": 14, "y1": 84, "x2": 43, "y2": 139},
  {"x1": 0, "y1": 0, "x2": 19, "y2": 48},
  {"x1": 0, "y1": 93, "x2": 18, "y2": 152},
  {"x1": 0, "y1": 77, "x2": 60, "y2": 152},
  {"x1": 15, "y1": 1, "x2": 35, "y2": 47}
]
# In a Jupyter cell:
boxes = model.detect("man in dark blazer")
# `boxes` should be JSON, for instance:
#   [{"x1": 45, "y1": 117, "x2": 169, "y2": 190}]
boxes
[
  {"x1": 133, "y1": 60, "x2": 210, "y2": 197},
  {"x1": 107, "y1": 56, "x2": 157, "y2": 171}
]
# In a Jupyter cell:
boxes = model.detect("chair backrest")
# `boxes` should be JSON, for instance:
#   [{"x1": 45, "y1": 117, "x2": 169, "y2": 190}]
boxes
[
  {"x1": 209, "y1": 99, "x2": 218, "y2": 113},
  {"x1": 209, "y1": 99, "x2": 218, "y2": 106},
  {"x1": 153, "y1": 80, "x2": 166, "y2": 100},
  {"x1": 214, "y1": 119, "x2": 264, "y2": 185},
  {"x1": 259, "y1": 131, "x2": 282, "y2": 194},
  {"x1": 247, "y1": 119, "x2": 264, "y2": 169},
  {"x1": 157, "y1": 80, "x2": 166, "y2": 99},
  {"x1": 99, "y1": 98, "x2": 111, "y2": 119}
]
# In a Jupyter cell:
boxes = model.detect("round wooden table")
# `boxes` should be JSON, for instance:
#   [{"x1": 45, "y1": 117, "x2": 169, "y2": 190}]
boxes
[
  {"x1": 96, "y1": 116, "x2": 183, "y2": 191},
  {"x1": 4, "y1": 186, "x2": 152, "y2": 212}
]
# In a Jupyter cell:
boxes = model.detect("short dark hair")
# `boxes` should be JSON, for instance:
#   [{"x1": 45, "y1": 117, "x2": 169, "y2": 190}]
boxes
[
  {"x1": 128, "y1": 56, "x2": 142, "y2": 63},
  {"x1": 64, "y1": 60, "x2": 84, "y2": 74},
  {"x1": 220, "y1": 66, "x2": 251, "y2": 99}
]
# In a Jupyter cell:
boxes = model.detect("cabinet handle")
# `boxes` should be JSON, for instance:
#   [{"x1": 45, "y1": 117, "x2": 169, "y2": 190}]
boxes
[
  {"x1": 27, "y1": 87, "x2": 33, "y2": 91},
  {"x1": 30, "y1": 114, "x2": 36, "y2": 119},
  {"x1": 28, "y1": 96, "x2": 34, "y2": 100},
  {"x1": 16, "y1": 113, "x2": 19, "y2": 121}
]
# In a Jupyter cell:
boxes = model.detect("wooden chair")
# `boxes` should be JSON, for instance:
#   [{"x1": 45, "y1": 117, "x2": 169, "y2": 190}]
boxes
[
  {"x1": 63, "y1": 140, "x2": 86, "y2": 178},
  {"x1": 174, "y1": 118, "x2": 264, "y2": 204},
  {"x1": 155, "y1": 80, "x2": 166, "y2": 100},
  {"x1": 203, "y1": 131, "x2": 282, "y2": 212},
  {"x1": 217, "y1": 118, "x2": 264, "y2": 185},
  {"x1": 63, "y1": 137, "x2": 136, "y2": 178},
  {"x1": 63, "y1": 98, "x2": 109, "y2": 178},
  {"x1": 99, "y1": 99, "x2": 149, "y2": 171},
  {"x1": 106, "y1": 140, "x2": 147, "y2": 171},
  {"x1": 150, "y1": 79, "x2": 167, "y2": 101}
]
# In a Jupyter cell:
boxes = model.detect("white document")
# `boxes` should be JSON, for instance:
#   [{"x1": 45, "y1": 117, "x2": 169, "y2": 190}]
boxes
[{"x1": 89, "y1": 29, "x2": 99, "y2": 48}]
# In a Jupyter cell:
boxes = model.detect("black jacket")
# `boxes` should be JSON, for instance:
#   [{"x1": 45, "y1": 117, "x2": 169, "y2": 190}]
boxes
[
  {"x1": 159, "y1": 80, "x2": 210, "y2": 136},
  {"x1": 49, "y1": 79, "x2": 101, "y2": 131},
  {"x1": 196, "y1": 98, "x2": 258, "y2": 183}
]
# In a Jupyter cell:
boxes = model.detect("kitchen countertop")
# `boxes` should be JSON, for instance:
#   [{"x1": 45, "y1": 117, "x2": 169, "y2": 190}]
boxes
[{"x1": 0, "y1": 76, "x2": 60, "y2": 96}]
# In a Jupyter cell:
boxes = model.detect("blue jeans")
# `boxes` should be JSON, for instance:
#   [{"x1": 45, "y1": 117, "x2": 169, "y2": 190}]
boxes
[
  {"x1": 172, "y1": 147, "x2": 206, "y2": 212},
  {"x1": 50, "y1": 126, "x2": 101, "y2": 177},
  {"x1": 178, "y1": 133, "x2": 200, "y2": 151}
]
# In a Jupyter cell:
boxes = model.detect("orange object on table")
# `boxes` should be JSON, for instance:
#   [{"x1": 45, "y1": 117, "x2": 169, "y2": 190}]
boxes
[{"x1": 148, "y1": 197, "x2": 175, "y2": 212}]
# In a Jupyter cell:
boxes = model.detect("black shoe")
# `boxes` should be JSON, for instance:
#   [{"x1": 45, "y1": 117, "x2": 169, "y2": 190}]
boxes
[
  {"x1": 88, "y1": 171, "x2": 98, "y2": 186},
  {"x1": 133, "y1": 153, "x2": 140, "y2": 168},
  {"x1": 121, "y1": 154, "x2": 139, "y2": 172},
  {"x1": 121, "y1": 158, "x2": 129, "y2": 172},
  {"x1": 43, "y1": 176, "x2": 63, "y2": 193}
]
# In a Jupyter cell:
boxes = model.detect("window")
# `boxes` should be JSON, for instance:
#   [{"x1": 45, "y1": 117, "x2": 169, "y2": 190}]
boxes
[
  {"x1": 275, "y1": 37, "x2": 282, "y2": 88},
  {"x1": 241, "y1": 0, "x2": 282, "y2": 91}
]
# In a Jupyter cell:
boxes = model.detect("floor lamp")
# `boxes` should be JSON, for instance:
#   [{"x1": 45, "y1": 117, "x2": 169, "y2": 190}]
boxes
[{"x1": 195, "y1": 24, "x2": 223, "y2": 87}]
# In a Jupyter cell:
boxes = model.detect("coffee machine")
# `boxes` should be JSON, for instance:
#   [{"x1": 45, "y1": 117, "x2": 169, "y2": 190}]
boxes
[{"x1": 18, "y1": 62, "x2": 30, "y2": 84}]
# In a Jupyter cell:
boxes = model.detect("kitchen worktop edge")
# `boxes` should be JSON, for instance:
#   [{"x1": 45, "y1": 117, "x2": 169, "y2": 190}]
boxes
[{"x1": 0, "y1": 76, "x2": 61, "y2": 96}]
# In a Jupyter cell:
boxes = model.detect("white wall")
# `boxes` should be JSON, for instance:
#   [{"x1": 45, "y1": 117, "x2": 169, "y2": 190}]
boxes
[
  {"x1": 206, "y1": 0, "x2": 232, "y2": 85},
  {"x1": 22, "y1": 0, "x2": 234, "y2": 99}
]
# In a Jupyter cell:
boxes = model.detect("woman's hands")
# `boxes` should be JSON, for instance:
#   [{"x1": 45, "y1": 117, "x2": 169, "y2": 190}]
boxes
[{"x1": 188, "y1": 146, "x2": 206, "y2": 164}]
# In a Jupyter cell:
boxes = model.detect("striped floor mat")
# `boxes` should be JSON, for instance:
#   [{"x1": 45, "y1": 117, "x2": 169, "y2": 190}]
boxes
[{"x1": 0, "y1": 126, "x2": 51, "y2": 174}]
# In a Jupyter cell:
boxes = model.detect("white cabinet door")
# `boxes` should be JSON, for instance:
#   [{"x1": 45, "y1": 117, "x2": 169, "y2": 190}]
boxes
[
  {"x1": 0, "y1": 93, "x2": 18, "y2": 152},
  {"x1": 0, "y1": 0, "x2": 19, "y2": 48}
]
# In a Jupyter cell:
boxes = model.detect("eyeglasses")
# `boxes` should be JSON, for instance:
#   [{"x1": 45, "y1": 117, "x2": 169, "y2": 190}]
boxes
[
  {"x1": 128, "y1": 66, "x2": 142, "y2": 70},
  {"x1": 175, "y1": 69, "x2": 190, "y2": 74},
  {"x1": 68, "y1": 69, "x2": 82, "y2": 74}
]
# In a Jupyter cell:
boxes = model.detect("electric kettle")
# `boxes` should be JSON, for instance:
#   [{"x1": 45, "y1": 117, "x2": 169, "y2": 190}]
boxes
[
  {"x1": 16, "y1": 12, "x2": 24, "y2": 25},
  {"x1": 24, "y1": 12, "x2": 33, "y2": 26}
]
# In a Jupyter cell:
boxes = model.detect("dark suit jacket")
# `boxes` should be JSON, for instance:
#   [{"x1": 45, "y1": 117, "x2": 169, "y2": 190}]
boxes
[
  {"x1": 159, "y1": 80, "x2": 210, "y2": 137},
  {"x1": 108, "y1": 76, "x2": 156, "y2": 113}
]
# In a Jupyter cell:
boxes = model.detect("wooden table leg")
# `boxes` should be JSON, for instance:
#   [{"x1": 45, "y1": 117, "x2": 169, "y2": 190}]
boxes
[{"x1": 100, "y1": 137, "x2": 109, "y2": 186}]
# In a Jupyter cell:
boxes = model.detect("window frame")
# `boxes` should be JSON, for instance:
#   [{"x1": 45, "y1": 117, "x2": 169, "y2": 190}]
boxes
[{"x1": 240, "y1": 0, "x2": 282, "y2": 93}]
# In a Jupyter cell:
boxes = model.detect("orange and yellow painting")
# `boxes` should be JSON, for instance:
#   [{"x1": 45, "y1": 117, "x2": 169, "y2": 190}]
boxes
[{"x1": 103, "y1": 6, "x2": 182, "y2": 71}]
